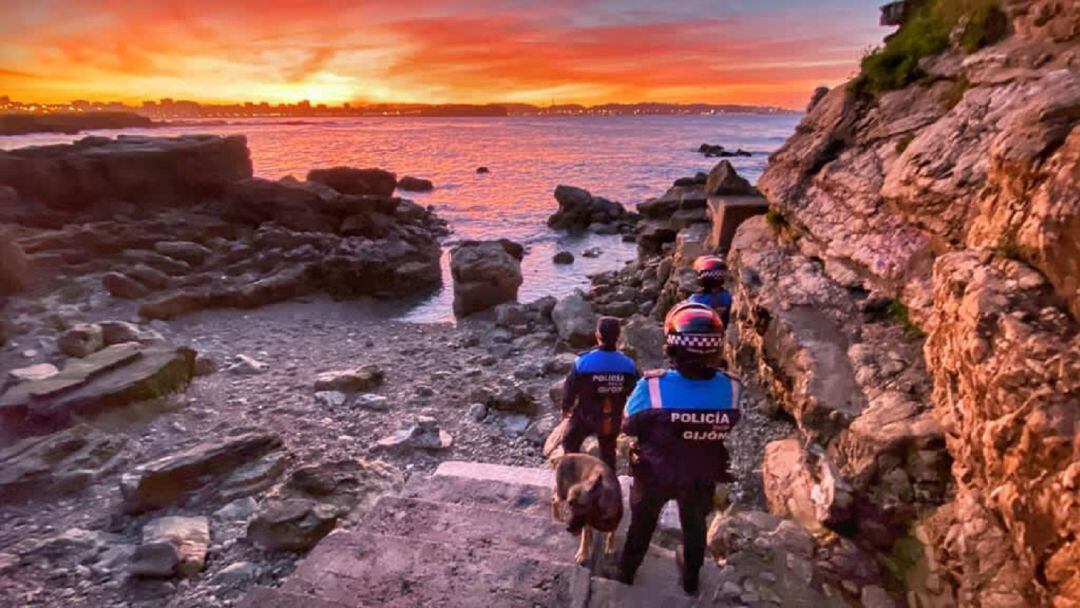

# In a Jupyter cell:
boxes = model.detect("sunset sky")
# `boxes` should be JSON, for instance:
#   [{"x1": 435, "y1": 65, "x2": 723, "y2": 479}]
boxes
[{"x1": 0, "y1": 0, "x2": 884, "y2": 109}]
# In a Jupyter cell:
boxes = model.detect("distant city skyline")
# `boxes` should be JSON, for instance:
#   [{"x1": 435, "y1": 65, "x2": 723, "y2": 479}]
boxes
[{"x1": 1, "y1": 1, "x2": 885, "y2": 109}]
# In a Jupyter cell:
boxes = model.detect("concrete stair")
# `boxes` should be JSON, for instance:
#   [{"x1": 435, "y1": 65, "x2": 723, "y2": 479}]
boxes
[{"x1": 239, "y1": 461, "x2": 716, "y2": 607}]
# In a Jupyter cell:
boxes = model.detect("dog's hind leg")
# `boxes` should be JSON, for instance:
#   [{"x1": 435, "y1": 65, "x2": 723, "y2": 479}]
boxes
[
  {"x1": 551, "y1": 495, "x2": 562, "y2": 522},
  {"x1": 574, "y1": 527, "x2": 593, "y2": 565}
]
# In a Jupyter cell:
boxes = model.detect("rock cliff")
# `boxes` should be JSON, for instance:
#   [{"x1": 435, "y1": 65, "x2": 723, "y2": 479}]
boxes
[{"x1": 731, "y1": 1, "x2": 1078, "y2": 605}]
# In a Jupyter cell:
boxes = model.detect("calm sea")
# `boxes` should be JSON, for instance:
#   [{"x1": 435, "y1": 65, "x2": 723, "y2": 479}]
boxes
[{"x1": 1, "y1": 115, "x2": 800, "y2": 321}]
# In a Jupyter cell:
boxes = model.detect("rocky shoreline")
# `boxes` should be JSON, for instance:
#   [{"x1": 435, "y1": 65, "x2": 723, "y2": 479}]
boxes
[{"x1": 1, "y1": 4, "x2": 1077, "y2": 602}]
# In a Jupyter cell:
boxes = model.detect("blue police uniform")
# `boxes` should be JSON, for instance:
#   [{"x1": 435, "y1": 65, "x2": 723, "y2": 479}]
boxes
[
  {"x1": 687, "y1": 290, "x2": 732, "y2": 326},
  {"x1": 619, "y1": 368, "x2": 741, "y2": 587},
  {"x1": 561, "y1": 347, "x2": 639, "y2": 470}
]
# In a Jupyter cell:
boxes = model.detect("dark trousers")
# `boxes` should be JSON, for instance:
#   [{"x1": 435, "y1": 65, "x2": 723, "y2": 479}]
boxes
[
  {"x1": 562, "y1": 415, "x2": 617, "y2": 471},
  {"x1": 619, "y1": 477, "x2": 714, "y2": 582}
]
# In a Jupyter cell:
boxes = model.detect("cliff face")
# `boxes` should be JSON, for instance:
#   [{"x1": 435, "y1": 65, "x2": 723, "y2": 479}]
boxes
[{"x1": 733, "y1": 1, "x2": 1078, "y2": 605}]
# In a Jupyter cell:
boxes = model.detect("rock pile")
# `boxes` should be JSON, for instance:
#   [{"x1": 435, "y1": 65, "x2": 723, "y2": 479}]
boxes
[{"x1": 547, "y1": 184, "x2": 638, "y2": 234}]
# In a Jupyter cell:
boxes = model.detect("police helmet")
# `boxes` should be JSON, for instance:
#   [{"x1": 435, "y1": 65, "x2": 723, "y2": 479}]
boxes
[
  {"x1": 664, "y1": 302, "x2": 724, "y2": 356},
  {"x1": 692, "y1": 255, "x2": 728, "y2": 282}
]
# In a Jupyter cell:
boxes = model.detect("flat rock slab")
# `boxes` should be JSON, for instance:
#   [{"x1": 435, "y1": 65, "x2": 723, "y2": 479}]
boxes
[
  {"x1": 364, "y1": 496, "x2": 580, "y2": 564},
  {"x1": 401, "y1": 473, "x2": 554, "y2": 517},
  {"x1": 0, "y1": 424, "x2": 127, "y2": 503},
  {"x1": 280, "y1": 530, "x2": 589, "y2": 608},
  {"x1": 588, "y1": 576, "x2": 703, "y2": 608},
  {"x1": 0, "y1": 343, "x2": 195, "y2": 432},
  {"x1": 120, "y1": 430, "x2": 283, "y2": 513}
]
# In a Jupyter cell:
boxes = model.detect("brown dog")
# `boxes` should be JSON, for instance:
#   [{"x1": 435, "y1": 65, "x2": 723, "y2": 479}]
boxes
[{"x1": 551, "y1": 453, "x2": 623, "y2": 564}]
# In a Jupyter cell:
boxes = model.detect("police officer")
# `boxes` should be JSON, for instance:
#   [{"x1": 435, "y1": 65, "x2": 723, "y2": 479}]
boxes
[
  {"x1": 618, "y1": 302, "x2": 741, "y2": 594},
  {"x1": 687, "y1": 255, "x2": 733, "y2": 327},
  {"x1": 561, "y1": 316, "x2": 639, "y2": 470}
]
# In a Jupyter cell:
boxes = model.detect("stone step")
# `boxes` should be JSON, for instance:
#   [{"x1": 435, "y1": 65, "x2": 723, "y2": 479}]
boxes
[
  {"x1": 401, "y1": 469, "x2": 554, "y2": 517},
  {"x1": 364, "y1": 495, "x2": 583, "y2": 565},
  {"x1": 235, "y1": 586, "x2": 348, "y2": 608},
  {"x1": 279, "y1": 529, "x2": 590, "y2": 607},
  {"x1": 423, "y1": 461, "x2": 684, "y2": 537}
]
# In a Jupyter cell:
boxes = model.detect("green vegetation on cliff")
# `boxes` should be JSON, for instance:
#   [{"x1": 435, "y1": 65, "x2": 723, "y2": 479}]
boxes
[{"x1": 852, "y1": 0, "x2": 1008, "y2": 98}]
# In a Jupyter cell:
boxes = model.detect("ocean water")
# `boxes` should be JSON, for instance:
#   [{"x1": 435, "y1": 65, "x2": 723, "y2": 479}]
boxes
[{"x1": 1, "y1": 115, "x2": 800, "y2": 321}]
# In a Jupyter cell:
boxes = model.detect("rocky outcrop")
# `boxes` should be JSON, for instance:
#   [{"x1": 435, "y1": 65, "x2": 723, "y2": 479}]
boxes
[
  {"x1": 728, "y1": 216, "x2": 947, "y2": 550},
  {"x1": 130, "y1": 516, "x2": 210, "y2": 578},
  {"x1": 550, "y1": 291, "x2": 597, "y2": 348},
  {"x1": 449, "y1": 239, "x2": 524, "y2": 316},
  {"x1": 742, "y1": 2, "x2": 1079, "y2": 604},
  {"x1": 922, "y1": 252, "x2": 1078, "y2": 606},
  {"x1": 306, "y1": 167, "x2": 397, "y2": 197},
  {"x1": 397, "y1": 176, "x2": 434, "y2": 192},
  {"x1": 0, "y1": 134, "x2": 252, "y2": 212},
  {"x1": 0, "y1": 342, "x2": 196, "y2": 435},
  {"x1": 547, "y1": 185, "x2": 636, "y2": 234}
]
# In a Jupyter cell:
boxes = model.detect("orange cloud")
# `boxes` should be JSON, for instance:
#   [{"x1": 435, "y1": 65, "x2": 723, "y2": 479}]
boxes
[{"x1": 0, "y1": 0, "x2": 883, "y2": 108}]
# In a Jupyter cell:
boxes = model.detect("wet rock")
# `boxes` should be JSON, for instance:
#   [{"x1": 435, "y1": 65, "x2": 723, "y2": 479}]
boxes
[
  {"x1": 0, "y1": 232, "x2": 29, "y2": 295},
  {"x1": 476, "y1": 166, "x2": 490, "y2": 174},
  {"x1": 102, "y1": 271, "x2": 150, "y2": 299},
  {"x1": 154, "y1": 241, "x2": 212, "y2": 266},
  {"x1": 306, "y1": 167, "x2": 396, "y2": 197},
  {"x1": 313, "y1": 365, "x2": 383, "y2": 392},
  {"x1": 0, "y1": 343, "x2": 196, "y2": 433},
  {"x1": 246, "y1": 498, "x2": 339, "y2": 551},
  {"x1": 7, "y1": 362, "x2": 59, "y2": 383},
  {"x1": 450, "y1": 239, "x2": 524, "y2": 316},
  {"x1": 129, "y1": 516, "x2": 210, "y2": 578},
  {"x1": 375, "y1": 416, "x2": 453, "y2": 452},
  {"x1": 547, "y1": 185, "x2": 631, "y2": 233},
  {"x1": 396, "y1": 176, "x2": 434, "y2": 192},
  {"x1": 0, "y1": 425, "x2": 127, "y2": 503},
  {"x1": 120, "y1": 430, "x2": 283, "y2": 513},
  {"x1": 226, "y1": 354, "x2": 269, "y2": 375},
  {"x1": 553, "y1": 251, "x2": 575, "y2": 264},
  {"x1": 581, "y1": 246, "x2": 602, "y2": 258},
  {"x1": 551, "y1": 292, "x2": 596, "y2": 348},
  {"x1": 57, "y1": 323, "x2": 104, "y2": 357},
  {"x1": 0, "y1": 134, "x2": 252, "y2": 210}
]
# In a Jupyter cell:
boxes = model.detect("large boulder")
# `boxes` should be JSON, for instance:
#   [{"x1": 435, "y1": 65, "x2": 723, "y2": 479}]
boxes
[
  {"x1": 450, "y1": 239, "x2": 524, "y2": 316},
  {"x1": 119, "y1": 431, "x2": 283, "y2": 513},
  {"x1": 0, "y1": 134, "x2": 252, "y2": 211},
  {"x1": 307, "y1": 167, "x2": 397, "y2": 197},
  {"x1": 547, "y1": 185, "x2": 630, "y2": 233},
  {"x1": 551, "y1": 292, "x2": 597, "y2": 349},
  {"x1": 396, "y1": 176, "x2": 434, "y2": 192},
  {"x1": 0, "y1": 232, "x2": 29, "y2": 295}
]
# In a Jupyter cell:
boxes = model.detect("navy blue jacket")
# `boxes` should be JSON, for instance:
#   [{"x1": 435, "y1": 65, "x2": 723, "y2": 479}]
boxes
[
  {"x1": 623, "y1": 369, "x2": 741, "y2": 486},
  {"x1": 688, "y1": 290, "x2": 733, "y2": 326},
  {"x1": 562, "y1": 348, "x2": 639, "y2": 436}
]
